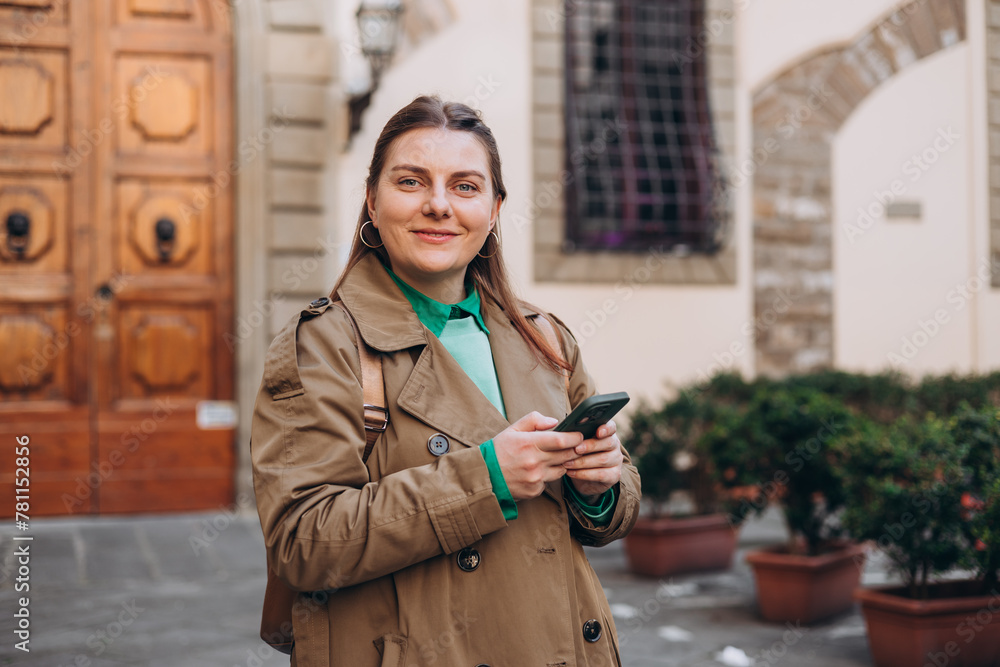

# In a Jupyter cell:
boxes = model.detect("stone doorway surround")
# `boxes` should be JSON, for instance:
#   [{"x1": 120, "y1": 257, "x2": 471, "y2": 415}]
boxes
[
  {"x1": 751, "y1": 0, "x2": 967, "y2": 377},
  {"x1": 232, "y1": 0, "x2": 338, "y2": 501}
]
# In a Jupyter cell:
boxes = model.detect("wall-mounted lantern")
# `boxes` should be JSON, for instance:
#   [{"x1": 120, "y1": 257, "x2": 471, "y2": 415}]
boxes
[{"x1": 349, "y1": 0, "x2": 404, "y2": 139}]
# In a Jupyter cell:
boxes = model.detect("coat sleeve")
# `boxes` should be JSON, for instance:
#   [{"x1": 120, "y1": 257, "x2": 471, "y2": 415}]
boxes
[
  {"x1": 251, "y1": 306, "x2": 508, "y2": 592},
  {"x1": 549, "y1": 314, "x2": 641, "y2": 548}
]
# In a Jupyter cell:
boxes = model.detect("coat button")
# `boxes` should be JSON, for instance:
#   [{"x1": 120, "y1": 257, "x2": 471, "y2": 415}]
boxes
[
  {"x1": 309, "y1": 297, "x2": 329, "y2": 308},
  {"x1": 456, "y1": 547, "x2": 480, "y2": 572},
  {"x1": 427, "y1": 433, "x2": 450, "y2": 456},
  {"x1": 582, "y1": 619, "x2": 602, "y2": 642}
]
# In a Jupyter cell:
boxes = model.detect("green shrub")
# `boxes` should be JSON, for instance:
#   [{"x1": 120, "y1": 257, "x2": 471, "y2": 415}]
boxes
[
  {"x1": 832, "y1": 410, "x2": 993, "y2": 599},
  {"x1": 702, "y1": 385, "x2": 863, "y2": 555},
  {"x1": 951, "y1": 405, "x2": 1000, "y2": 591},
  {"x1": 624, "y1": 374, "x2": 758, "y2": 519},
  {"x1": 625, "y1": 368, "x2": 1000, "y2": 575}
]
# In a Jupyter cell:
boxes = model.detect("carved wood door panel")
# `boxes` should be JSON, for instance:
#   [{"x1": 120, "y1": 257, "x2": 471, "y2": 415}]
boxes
[{"x1": 0, "y1": 0, "x2": 234, "y2": 515}]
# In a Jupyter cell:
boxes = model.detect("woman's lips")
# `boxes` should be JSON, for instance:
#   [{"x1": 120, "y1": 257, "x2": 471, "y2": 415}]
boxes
[{"x1": 412, "y1": 230, "x2": 457, "y2": 243}]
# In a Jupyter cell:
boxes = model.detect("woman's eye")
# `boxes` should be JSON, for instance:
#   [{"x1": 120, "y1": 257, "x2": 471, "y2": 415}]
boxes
[
  {"x1": 456, "y1": 183, "x2": 477, "y2": 192},
  {"x1": 400, "y1": 178, "x2": 419, "y2": 187}
]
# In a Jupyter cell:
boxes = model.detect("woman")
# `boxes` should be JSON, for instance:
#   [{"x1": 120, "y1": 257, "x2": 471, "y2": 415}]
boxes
[{"x1": 252, "y1": 96, "x2": 640, "y2": 666}]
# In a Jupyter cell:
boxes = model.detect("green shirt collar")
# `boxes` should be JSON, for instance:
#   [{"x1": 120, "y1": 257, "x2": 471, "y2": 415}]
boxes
[{"x1": 385, "y1": 267, "x2": 490, "y2": 337}]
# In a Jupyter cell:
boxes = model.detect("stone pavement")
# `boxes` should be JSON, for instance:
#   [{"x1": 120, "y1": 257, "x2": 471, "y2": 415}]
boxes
[{"x1": 0, "y1": 507, "x2": 890, "y2": 666}]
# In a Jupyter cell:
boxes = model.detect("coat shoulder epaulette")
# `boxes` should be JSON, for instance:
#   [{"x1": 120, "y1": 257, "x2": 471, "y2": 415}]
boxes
[{"x1": 263, "y1": 296, "x2": 338, "y2": 400}]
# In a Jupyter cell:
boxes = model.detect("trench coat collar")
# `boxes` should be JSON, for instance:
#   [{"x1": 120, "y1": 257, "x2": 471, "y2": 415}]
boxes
[
  {"x1": 337, "y1": 253, "x2": 543, "y2": 356},
  {"x1": 337, "y1": 254, "x2": 430, "y2": 352}
]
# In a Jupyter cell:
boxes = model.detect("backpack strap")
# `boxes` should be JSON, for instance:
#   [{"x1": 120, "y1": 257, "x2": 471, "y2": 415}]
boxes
[
  {"x1": 258, "y1": 301, "x2": 387, "y2": 655},
  {"x1": 332, "y1": 301, "x2": 386, "y2": 463},
  {"x1": 533, "y1": 313, "x2": 571, "y2": 396}
]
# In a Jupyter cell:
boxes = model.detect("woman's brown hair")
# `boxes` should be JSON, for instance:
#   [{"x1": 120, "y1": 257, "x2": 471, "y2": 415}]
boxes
[{"x1": 332, "y1": 95, "x2": 572, "y2": 373}]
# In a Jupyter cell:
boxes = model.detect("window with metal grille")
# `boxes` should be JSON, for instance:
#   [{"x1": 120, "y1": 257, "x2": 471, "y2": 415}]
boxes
[{"x1": 564, "y1": 0, "x2": 725, "y2": 253}]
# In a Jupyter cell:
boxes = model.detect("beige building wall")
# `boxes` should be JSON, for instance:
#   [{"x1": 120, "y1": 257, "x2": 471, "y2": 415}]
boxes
[
  {"x1": 980, "y1": 0, "x2": 1000, "y2": 367},
  {"x1": 745, "y1": 0, "x2": 997, "y2": 377},
  {"x1": 833, "y1": 44, "x2": 974, "y2": 373}
]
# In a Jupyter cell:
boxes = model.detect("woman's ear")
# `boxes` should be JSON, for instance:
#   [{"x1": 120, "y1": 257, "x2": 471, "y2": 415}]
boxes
[
  {"x1": 366, "y1": 188, "x2": 377, "y2": 226},
  {"x1": 489, "y1": 196, "x2": 502, "y2": 230}
]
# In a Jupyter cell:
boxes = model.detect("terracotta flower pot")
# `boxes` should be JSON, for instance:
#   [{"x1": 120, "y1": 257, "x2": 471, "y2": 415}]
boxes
[
  {"x1": 745, "y1": 541, "x2": 867, "y2": 624},
  {"x1": 856, "y1": 580, "x2": 1000, "y2": 667},
  {"x1": 623, "y1": 514, "x2": 738, "y2": 578}
]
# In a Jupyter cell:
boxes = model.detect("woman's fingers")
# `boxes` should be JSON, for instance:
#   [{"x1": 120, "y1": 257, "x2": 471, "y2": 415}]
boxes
[{"x1": 492, "y1": 415, "x2": 587, "y2": 500}]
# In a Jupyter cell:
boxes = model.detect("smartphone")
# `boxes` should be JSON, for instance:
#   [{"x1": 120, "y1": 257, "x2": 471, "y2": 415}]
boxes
[{"x1": 552, "y1": 391, "x2": 630, "y2": 440}]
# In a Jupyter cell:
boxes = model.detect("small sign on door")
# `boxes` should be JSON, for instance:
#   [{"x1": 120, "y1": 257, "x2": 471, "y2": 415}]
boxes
[{"x1": 196, "y1": 401, "x2": 238, "y2": 430}]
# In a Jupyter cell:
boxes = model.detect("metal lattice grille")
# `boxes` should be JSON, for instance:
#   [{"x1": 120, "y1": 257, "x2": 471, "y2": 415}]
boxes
[{"x1": 564, "y1": 0, "x2": 724, "y2": 253}]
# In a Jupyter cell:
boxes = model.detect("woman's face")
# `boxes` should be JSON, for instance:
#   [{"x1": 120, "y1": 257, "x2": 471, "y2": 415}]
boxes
[{"x1": 368, "y1": 127, "x2": 500, "y2": 301}]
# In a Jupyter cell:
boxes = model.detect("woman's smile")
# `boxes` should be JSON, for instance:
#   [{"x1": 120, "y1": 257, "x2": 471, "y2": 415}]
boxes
[{"x1": 413, "y1": 228, "x2": 459, "y2": 243}]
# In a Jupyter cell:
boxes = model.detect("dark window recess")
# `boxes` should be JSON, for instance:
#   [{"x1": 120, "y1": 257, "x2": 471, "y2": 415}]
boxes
[{"x1": 564, "y1": 0, "x2": 726, "y2": 253}]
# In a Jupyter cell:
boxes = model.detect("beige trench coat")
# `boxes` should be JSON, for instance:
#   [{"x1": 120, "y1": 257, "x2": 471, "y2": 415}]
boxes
[{"x1": 251, "y1": 254, "x2": 641, "y2": 667}]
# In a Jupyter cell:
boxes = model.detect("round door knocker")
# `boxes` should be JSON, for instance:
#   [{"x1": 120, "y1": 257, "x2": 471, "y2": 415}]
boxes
[
  {"x1": 154, "y1": 217, "x2": 176, "y2": 262},
  {"x1": 5, "y1": 210, "x2": 31, "y2": 259}
]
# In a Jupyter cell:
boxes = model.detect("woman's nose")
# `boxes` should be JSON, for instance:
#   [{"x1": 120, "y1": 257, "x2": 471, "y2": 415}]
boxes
[{"x1": 423, "y1": 184, "x2": 452, "y2": 218}]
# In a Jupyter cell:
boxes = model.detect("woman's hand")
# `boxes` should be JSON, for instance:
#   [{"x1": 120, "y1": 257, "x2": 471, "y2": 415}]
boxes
[
  {"x1": 492, "y1": 412, "x2": 584, "y2": 501},
  {"x1": 562, "y1": 420, "x2": 623, "y2": 503}
]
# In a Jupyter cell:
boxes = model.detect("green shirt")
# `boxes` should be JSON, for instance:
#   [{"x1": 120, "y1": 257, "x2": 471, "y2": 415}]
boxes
[{"x1": 385, "y1": 267, "x2": 614, "y2": 524}]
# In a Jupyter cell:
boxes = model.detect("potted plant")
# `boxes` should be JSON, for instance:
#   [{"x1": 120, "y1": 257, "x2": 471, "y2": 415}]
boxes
[
  {"x1": 705, "y1": 384, "x2": 869, "y2": 624},
  {"x1": 838, "y1": 406, "x2": 1000, "y2": 667},
  {"x1": 621, "y1": 375, "x2": 758, "y2": 577}
]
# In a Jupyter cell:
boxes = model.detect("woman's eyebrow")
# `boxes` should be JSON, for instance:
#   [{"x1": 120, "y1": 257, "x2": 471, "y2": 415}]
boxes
[
  {"x1": 450, "y1": 170, "x2": 487, "y2": 181},
  {"x1": 389, "y1": 164, "x2": 430, "y2": 176},
  {"x1": 388, "y1": 164, "x2": 486, "y2": 181}
]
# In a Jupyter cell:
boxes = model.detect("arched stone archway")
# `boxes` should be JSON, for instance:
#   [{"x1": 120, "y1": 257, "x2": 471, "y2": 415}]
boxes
[{"x1": 751, "y1": 0, "x2": 966, "y2": 376}]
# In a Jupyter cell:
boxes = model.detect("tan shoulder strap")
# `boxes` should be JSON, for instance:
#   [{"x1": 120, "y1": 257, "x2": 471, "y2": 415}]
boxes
[
  {"x1": 533, "y1": 314, "x2": 571, "y2": 396},
  {"x1": 332, "y1": 301, "x2": 386, "y2": 463},
  {"x1": 258, "y1": 300, "x2": 387, "y2": 655}
]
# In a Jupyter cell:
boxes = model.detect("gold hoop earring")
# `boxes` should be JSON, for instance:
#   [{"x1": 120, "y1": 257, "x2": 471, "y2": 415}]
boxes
[
  {"x1": 359, "y1": 220, "x2": 383, "y2": 249},
  {"x1": 477, "y1": 231, "x2": 500, "y2": 258}
]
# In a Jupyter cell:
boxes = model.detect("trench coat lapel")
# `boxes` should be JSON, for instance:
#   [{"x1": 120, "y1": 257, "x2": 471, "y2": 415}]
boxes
[
  {"x1": 485, "y1": 302, "x2": 570, "y2": 504},
  {"x1": 395, "y1": 335, "x2": 510, "y2": 449},
  {"x1": 339, "y1": 255, "x2": 567, "y2": 503},
  {"x1": 484, "y1": 303, "x2": 569, "y2": 424},
  {"x1": 340, "y1": 255, "x2": 509, "y2": 449}
]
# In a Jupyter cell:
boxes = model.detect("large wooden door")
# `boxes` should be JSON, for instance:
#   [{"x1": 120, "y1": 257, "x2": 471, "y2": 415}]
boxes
[{"x1": 0, "y1": 1, "x2": 235, "y2": 515}]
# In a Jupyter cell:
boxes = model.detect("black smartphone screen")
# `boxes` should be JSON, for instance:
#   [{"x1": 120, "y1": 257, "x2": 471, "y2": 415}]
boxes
[{"x1": 552, "y1": 391, "x2": 630, "y2": 440}]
